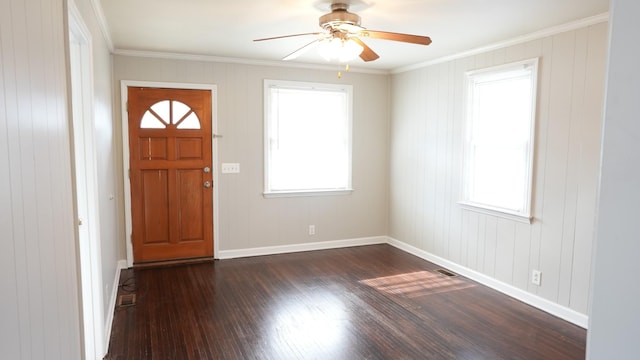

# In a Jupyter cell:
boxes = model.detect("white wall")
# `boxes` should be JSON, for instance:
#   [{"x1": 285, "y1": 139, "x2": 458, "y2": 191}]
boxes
[
  {"x1": 0, "y1": 0, "x2": 82, "y2": 358},
  {"x1": 389, "y1": 21, "x2": 608, "y2": 317},
  {"x1": 113, "y1": 56, "x2": 390, "y2": 255},
  {"x1": 587, "y1": 0, "x2": 640, "y2": 357}
]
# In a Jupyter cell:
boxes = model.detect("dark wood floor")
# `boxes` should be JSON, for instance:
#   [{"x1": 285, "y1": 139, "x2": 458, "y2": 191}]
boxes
[{"x1": 105, "y1": 245, "x2": 586, "y2": 360}]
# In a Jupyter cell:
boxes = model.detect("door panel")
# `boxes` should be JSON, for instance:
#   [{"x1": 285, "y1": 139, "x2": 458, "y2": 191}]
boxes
[
  {"x1": 141, "y1": 169, "x2": 169, "y2": 245},
  {"x1": 177, "y1": 169, "x2": 204, "y2": 241},
  {"x1": 176, "y1": 138, "x2": 203, "y2": 160},
  {"x1": 139, "y1": 137, "x2": 168, "y2": 160},
  {"x1": 128, "y1": 87, "x2": 213, "y2": 264}
]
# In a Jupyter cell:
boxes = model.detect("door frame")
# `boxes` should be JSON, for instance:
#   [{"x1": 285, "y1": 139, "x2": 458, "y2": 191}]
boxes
[
  {"x1": 68, "y1": 2, "x2": 105, "y2": 358},
  {"x1": 120, "y1": 80, "x2": 219, "y2": 267}
]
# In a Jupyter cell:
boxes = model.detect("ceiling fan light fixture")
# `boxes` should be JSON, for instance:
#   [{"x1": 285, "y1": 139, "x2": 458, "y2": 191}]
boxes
[
  {"x1": 336, "y1": 23, "x2": 364, "y2": 34},
  {"x1": 317, "y1": 38, "x2": 364, "y2": 62}
]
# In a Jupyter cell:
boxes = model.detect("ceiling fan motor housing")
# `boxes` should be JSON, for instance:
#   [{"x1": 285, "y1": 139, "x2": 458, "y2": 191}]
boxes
[{"x1": 319, "y1": 3, "x2": 361, "y2": 29}]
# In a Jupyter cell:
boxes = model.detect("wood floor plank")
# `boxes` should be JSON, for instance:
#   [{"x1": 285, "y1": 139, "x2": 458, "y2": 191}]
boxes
[{"x1": 106, "y1": 245, "x2": 586, "y2": 359}]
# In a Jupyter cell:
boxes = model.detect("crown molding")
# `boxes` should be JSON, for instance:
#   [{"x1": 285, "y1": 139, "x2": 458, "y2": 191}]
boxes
[
  {"x1": 392, "y1": 12, "x2": 609, "y2": 74},
  {"x1": 89, "y1": 0, "x2": 114, "y2": 51},
  {"x1": 108, "y1": 12, "x2": 608, "y2": 76},
  {"x1": 112, "y1": 49, "x2": 390, "y2": 75}
]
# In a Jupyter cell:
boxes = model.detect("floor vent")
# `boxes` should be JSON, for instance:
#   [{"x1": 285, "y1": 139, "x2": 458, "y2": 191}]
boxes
[
  {"x1": 436, "y1": 269, "x2": 457, "y2": 277},
  {"x1": 117, "y1": 294, "x2": 136, "y2": 307}
]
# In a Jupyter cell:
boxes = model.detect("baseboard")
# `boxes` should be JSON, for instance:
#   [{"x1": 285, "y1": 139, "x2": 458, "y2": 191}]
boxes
[
  {"x1": 103, "y1": 259, "x2": 127, "y2": 355},
  {"x1": 386, "y1": 237, "x2": 589, "y2": 329},
  {"x1": 217, "y1": 236, "x2": 387, "y2": 259},
  {"x1": 123, "y1": 235, "x2": 587, "y2": 329}
]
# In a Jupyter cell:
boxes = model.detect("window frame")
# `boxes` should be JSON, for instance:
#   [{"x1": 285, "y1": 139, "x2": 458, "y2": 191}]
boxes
[
  {"x1": 263, "y1": 79, "x2": 354, "y2": 198},
  {"x1": 459, "y1": 58, "x2": 539, "y2": 223}
]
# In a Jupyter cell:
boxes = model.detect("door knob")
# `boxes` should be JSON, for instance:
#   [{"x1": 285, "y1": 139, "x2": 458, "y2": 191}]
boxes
[
  {"x1": 204, "y1": 166, "x2": 210, "y2": 173},
  {"x1": 204, "y1": 181, "x2": 212, "y2": 188}
]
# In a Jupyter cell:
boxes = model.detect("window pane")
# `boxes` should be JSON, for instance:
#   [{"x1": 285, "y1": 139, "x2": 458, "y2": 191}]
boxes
[
  {"x1": 473, "y1": 76, "x2": 532, "y2": 144},
  {"x1": 176, "y1": 112, "x2": 201, "y2": 129},
  {"x1": 265, "y1": 81, "x2": 352, "y2": 193},
  {"x1": 171, "y1": 101, "x2": 190, "y2": 124},
  {"x1": 150, "y1": 100, "x2": 170, "y2": 120},
  {"x1": 140, "y1": 110, "x2": 167, "y2": 129},
  {"x1": 470, "y1": 144, "x2": 526, "y2": 211}
]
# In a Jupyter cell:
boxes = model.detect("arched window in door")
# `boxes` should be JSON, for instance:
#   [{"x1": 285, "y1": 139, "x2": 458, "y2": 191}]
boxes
[{"x1": 140, "y1": 100, "x2": 201, "y2": 129}]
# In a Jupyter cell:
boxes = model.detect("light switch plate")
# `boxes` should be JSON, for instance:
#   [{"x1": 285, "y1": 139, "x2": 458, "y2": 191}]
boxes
[{"x1": 221, "y1": 163, "x2": 240, "y2": 174}]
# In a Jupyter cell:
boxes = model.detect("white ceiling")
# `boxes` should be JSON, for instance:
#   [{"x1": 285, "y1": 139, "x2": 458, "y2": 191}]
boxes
[{"x1": 100, "y1": 0, "x2": 609, "y2": 71}]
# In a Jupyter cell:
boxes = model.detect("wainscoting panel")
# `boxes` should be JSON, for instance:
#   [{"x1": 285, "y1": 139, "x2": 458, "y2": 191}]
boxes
[
  {"x1": 389, "y1": 21, "x2": 608, "y2": 316},
  {"x1": 0, "y1": 0, "x2": 82, "y2": 358}
]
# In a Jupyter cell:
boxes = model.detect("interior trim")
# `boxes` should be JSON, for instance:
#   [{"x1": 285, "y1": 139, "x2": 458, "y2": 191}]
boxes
[
  {"x1": 217, "y1": 236, "x2": 387, "y2": 259},
  {"x1": 386, "y1": 237, "x2": 589, "y2": 328},
  {"x1": 392, "y1": 12, "x2": 609, "y2": 74},
  {"x1": 108, "y1": 13, "x2": 607, "y2": 76},
  {"x1": 216, "y1": 235, "x2": 588, "y2": 328},
  {"x1": 103, "y1": 259, "x2": 126, "y2": 356},
  {"x1": 88, "y1": 0, "x2": 114, "y2": 51},
  {"x1": 111, "y1": 49, "x2": 390, "y2": 75}
]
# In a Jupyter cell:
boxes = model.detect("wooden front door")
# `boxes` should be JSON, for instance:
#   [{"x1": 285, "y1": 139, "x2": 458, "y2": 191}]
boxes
[{"x1": 127, "y1": 87, "x2": 213, "y2": 264}]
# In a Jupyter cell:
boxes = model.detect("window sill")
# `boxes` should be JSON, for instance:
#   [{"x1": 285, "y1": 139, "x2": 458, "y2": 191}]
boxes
[
  {"x1": 263, "y1": 189, "x2": 353, "y2": 198},
  {"x1": 457, "y1": 201, "x2": 532, "y2": 224}
]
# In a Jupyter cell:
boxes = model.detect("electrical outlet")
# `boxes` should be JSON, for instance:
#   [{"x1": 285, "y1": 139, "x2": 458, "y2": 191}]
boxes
[
  {"x1": 308, "y1": 225, "x2": 315, "y2": 235},
  {"x1": 531, "y1": 269, "x2": 542, "y2": 286}
]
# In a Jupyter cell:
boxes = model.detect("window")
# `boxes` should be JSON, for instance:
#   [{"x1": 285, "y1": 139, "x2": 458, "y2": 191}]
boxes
[
  {"x1": 264, "y1": 80, "x2": 353, "y2": 196},
  {"x1": 140, "y1": 100, "x2": 201, "y2": 129},
  {"x1": 460, "y1": 59, "x2": 538, "y2": 222}
]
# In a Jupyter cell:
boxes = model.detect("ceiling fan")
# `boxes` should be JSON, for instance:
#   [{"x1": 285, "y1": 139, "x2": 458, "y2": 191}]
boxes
[{"x1": 253, "y1": 2, "x2": 432, "y2": 63}]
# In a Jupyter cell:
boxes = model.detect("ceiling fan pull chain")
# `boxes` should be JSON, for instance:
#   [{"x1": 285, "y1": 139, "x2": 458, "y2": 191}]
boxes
[{"x1": 337, "y1": 64, "x2": 352, "y2": 79}]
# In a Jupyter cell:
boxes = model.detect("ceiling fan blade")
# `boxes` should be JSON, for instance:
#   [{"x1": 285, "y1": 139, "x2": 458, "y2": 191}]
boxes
[
  {"x1": 360, "y1": 30, "x2": 432, "y2": 45},
  {"x1": 351, "y1": 37, "x2": 379, "y2": 62},
  {"x1": 282, "y1": 39, "x2": 321, "y2": 61},
  {"x1": 254, "y1": 33, "x2": 322, "y2": 42}
]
